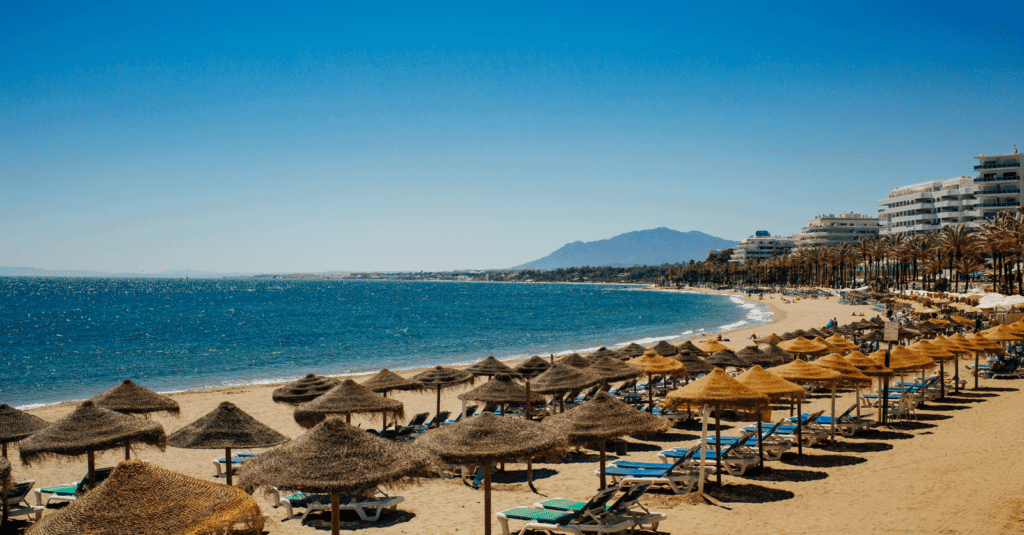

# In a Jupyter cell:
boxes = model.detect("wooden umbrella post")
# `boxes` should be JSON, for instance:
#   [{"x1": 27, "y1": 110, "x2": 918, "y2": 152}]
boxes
[
  {"x1": 599, "y1": 440, "x2": 607, "y2": 490},
  {"x1": 87, "y1": 450, "x2": 96, "y2": 489},
  {"x1": 331, "y1": 491, "x2": 341, "y2": 535},
  {"x1": 124, "y1": 440, "x2": 131, "y2": 461},
  {"x1": 484, "y1": 460, "x2": 492, "y2": 535},
  {"x1": 697, "y1": 406, "x2": 709, "y2": 496},
  {"x1": 939, "y1": 360, "x2": 945, "y2": 400},
  {"x1": 225, "y1": 446, "x2": 233, "y2": 486},
  {"x1": 436, "y1": 387, "x2": 442, "y2": 427},
  {"x1": 830, "y1": 383, "x2": 837, "y2": 443},
  {"x1": 796, "y1": 400, "x2": 803, "y2": 455},
  {"x1": 525, "y1": 380, "x2": 532, "y2": 420},
  {"x1": 346, "y1": 413, "x2": 352, "y2": 425},
  {"x1": 714, "y1": 406, "x2": 722, "y2": 485},
  {"x1": 756, "y1": 414, "x2": 764, "y2": 469},
  {"x1": 974, "y1": 351, "x2": 980, "y2": 390},
  {"x1": 2, "y1": 442, "x2": 7, "y2": 459}
]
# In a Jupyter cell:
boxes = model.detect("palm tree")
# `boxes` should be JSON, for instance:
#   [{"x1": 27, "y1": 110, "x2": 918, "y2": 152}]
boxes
[{"x1": 938, "y1": 224, "x2": 976, "y2": 292}]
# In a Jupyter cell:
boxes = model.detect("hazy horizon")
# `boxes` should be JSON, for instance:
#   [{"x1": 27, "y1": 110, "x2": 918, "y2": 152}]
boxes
[{"x1": 4, "y1": 2, "x2": 1022, "y2": 273}]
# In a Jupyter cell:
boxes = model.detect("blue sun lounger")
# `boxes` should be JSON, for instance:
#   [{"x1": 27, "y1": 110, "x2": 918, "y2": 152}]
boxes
[
  {"x1": 603, "y1": 448, "x2": 706, "y2": 493},
  {"x1": 496, "y1": 485, "x2": 633, "y2": 535},
  {"x1": 533, "y1": 481, "x2": 667, "y2": 532}
]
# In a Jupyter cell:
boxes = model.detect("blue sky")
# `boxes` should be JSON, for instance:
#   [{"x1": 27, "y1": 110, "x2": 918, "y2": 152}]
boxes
[{"x1": 2, "y1": 1, "x2": 1022, "y2": 273}]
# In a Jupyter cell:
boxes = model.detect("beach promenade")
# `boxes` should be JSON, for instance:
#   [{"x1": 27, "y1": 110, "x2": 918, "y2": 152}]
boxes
[{"x1": 13, "y1": 291, "x2": 1022, "y2": 534}]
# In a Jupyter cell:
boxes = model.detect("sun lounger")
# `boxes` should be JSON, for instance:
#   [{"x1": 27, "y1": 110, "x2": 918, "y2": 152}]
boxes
[
  {"x1": 684, "y1": 419, "x2": 794, "y2": 461},
  {"x1": 34, "y1": 467, "x2": 115, "y2": 506},
  {"x1": 275, "y1": 488, "x2": 404, "y2": 522},
  {"x1": 657, "y1": 437, "x2": 760, "y2": 476},
  {"x1": 445, "y1": 406, "x2": 477, "y2": 425},
  {"x1": 603, "y1": 449, "x2": 706, "y2": 494},
  {"x1": 5, "y1": 481, "x2": 44, "y2": 521},
  {"x1": 213, "y1": 452, "x2": 261, "y2": 478},
  {"x1": 497, "y1": 485, "x2": 633, "y2": 535},
  {"x1": 786, "y1": 404, "x2": 878, "y2": 437},
  {"x1": 743, "y1": 410, "x2": 828, "y2": 446},
  {"x1": 417, "y1": 411, "x2": 451, "y2": 431},
  {"x1": 534, "y1": 481, "x2": 667, "y2": 531}
]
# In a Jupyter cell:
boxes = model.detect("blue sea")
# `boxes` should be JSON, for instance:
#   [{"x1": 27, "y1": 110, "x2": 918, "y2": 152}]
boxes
[{"x1": 0, "y1": 278, "x2": 770, "y2": 408}]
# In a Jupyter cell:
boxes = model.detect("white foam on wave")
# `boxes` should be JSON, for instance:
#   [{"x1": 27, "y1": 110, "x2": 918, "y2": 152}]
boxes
[{"x1": 719, "y1": 320, "x2": 748, "y2": 330}]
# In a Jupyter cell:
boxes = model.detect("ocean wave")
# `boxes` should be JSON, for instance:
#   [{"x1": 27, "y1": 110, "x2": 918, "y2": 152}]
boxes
[{"x1": 718, "y1": 320, "x2": 748, "y2": 330}]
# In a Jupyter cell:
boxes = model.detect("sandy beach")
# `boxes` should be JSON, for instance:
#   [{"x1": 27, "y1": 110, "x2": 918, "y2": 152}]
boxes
[{"x1": 11, "y1": 288, "x2": 1020, "y2": 534}]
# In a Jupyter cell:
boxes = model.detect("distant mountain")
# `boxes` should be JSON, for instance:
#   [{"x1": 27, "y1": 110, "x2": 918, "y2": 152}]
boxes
[
  {"x1": 0, "y1": 267, "x2": 253, "y2": 278},
  {"x1": 513, "y1": 228, "x2": 739, "y2": 270}
]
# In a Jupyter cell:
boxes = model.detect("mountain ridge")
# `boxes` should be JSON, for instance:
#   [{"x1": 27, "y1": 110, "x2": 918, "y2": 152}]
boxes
[{"x1": 513, "y1": 227, "x2": 738, "y2": 270}]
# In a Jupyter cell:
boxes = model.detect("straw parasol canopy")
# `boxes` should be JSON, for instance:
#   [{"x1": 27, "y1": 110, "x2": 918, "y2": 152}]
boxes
[
  {"x1": 706, "y1": 349, "x2": 752, "y2": 369},
  {"x1": 695, "y1": 339, "x2": 731, "y2": 354},
  {"x1": 167, "y1": 401, "x2": 289, "y2": 486},
  {"x1": 735, "y1": 366, "x2": 806, "y2": 403},
  {"x1": 416, "y1": 413, "x2": 568, "y2": 535},
  {"x1": 361, "y1": 369, "x2": 425, "y2": 394},
  {"x1": 870, "y1": 346, "x2": 934, "y2": 373},
  {"x1": 557, "y1": 353, "x2": 591, "y2": 368},
  {"x1": 677, "y1": 340, "x2": 709, "y2": 356},
  {"x1": 618, "y1": 343, "x2": 648, "y2": 358},
  {"x1": 272, "y1": 374, "x2": 341, "y2": 405},
  {"x1": 981, "y1": 324, "x2": 1022, "y2": 342},
  {"x1": 240, "y1": 417, "x2": 437, "y2": 535},
  {"x1": 458, "y1": 374, "x2": 529, "y2": 406},
  {"x1": 844, "y1": 351, "x2": 894, "y2": 376},
  {"x1": 91, "y1": 379, "x2": 180, "y2": 416},
  {"x1": 777, "y1": 336, "x2": 829, "y2": 356},
  {"x1": 909, "y1": 340, "x2": 956, "y2": 362},
  {"x1": 754, "y1": 333, "x2": 783, "y2": 345},
  {"x1": 411, "y1": 366, "x2": 476, "y2": 428},
  {"x1": 824, "y1": 334, "x2": 860, "y2": 352},
  {"x1": 664, "y1": 369, "x2": 770, "y2": 484},
  {"x1": 19, "y1": 401, "x2": 166, "y2": 489},
  {"x1": 675, "y1": 352, "x2": 715, "y2": 376},
  {"x1": 514, "y1": 356, "x2": 552, "y2": 378},
  {"x1": 735, "y1": 345, "x2": 783, "y2": 367},
  {"x1": 651, "y1": 340, "x2": 679, "y2": 357},
  {"x1": 294, "y1": 379, "x2": 404, "y2": 429},
  {"x1": 530, "y1": 363, "x2": 599, "y2": 395},
  {"x1": 812, "y1": 354, "x2": 872, "y2": 386},
  {"x1": 762, "y1": 344, "x2": 796, "y2": 364},
  {"x1": 0, "y1": 404, "x2": 48, "y2": 458},
  {"x1": 949, "y1": 314, "x2": 974, "y2": 325},
  {"x1": 29, "y1": 460, "x2": 262, "y2": 535},
  {"x1": 586, "y1": 357, "x2": 644, "y2": 385},
  {"x1": 465, "y1": 356, "x2": 523, "y2": 379},
  {"x1": 587, "y1": 347, "x2": 627, "y2": 363},
  {"x1": 766, "y1": 360, "x2": 841, "y2": 451},
  {"x1": 544, "y1": 392, "x2": 669, "y2": 489},
  {"x1": 629, "y1": 350, "x2": 687, "y2": 413}
]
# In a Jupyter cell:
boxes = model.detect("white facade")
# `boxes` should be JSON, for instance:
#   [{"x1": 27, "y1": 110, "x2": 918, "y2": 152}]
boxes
[
  {"x1": 878, "y1": 148, "x2": 1023, "y2": 235},
  {"x1": 794, "y1": 212, "x2": 879, "y2": 247},
  {"x1": 729, "y1": 231, "x2": 796, "y2": 264}
]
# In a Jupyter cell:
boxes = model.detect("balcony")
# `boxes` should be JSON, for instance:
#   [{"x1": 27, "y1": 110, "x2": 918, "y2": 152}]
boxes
[
  {"x1": 975, "y1": 175, "x2": 1019, "y2": 183},
  {"x1": 976, "y1": 200, "x2": 1021, "y2": 209},
  {"x1": 974, "y1": 161, "x2": 1021, "y2": 170},
  {"x1": 975, "y1": 187, "x2": 1021, "y2": 197}
]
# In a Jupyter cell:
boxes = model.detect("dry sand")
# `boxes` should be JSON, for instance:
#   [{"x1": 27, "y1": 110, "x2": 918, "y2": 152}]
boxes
[{"x1": 10, "y1": 288, "x2": 1021, "y2": 534}]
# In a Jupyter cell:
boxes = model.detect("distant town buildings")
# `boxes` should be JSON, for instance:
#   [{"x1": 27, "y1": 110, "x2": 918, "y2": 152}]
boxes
[
  {"x1": 729, "y1": 231, "x2": 796, "y2": 264},
  {"x1": 878, "y1": 147, "x2": 1021, "y2": 235},
  {"x1": 793, "y1": 212, "x2": 879, "y2": 247}
]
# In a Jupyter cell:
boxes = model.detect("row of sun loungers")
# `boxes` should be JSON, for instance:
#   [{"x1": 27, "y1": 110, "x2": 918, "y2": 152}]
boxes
[{"x1": 496, "y1": 481, "x2": 666, "y2": 535}]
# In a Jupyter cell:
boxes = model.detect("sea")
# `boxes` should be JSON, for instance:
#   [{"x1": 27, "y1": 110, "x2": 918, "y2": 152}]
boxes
[{"x1": 0, "y1": 278, "x2": 771, "y2": 409}]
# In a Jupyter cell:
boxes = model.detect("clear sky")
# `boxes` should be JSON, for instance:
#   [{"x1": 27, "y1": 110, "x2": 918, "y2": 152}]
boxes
[{"x1": 2, "y1": 1, "x2": 1022, "y2": 274}]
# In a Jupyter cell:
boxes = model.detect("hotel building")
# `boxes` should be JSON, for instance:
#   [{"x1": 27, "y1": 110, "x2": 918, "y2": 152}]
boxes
[
  {"x1": 793, "y1": 212, "x2": 879, "y2": 247},
  {"x1": 729, "y1": 231, "x2": 796, "y2": 264},
  {"x1": 878, "y1": 147, "x2": 1022, "y2": 235}
]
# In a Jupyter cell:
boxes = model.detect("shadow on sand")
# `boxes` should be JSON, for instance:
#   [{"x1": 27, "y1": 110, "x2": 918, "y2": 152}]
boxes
[
  {"x1": 779, "y1": 452, "x2": 867, "y2": 468},
  {"x1": 739, "y1": 466, "x2": 829, "y2": 483}
]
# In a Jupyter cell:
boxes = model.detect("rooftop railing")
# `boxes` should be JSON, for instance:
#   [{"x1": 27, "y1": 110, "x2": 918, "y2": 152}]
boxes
[{"x1": 974, "y1": 161, "x2": 1020, "y2": 170}]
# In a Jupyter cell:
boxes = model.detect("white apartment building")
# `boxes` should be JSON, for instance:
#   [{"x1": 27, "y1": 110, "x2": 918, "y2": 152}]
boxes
[
  {"x1": 729, "y1": 231, "x2": 796, "y2": 264},
  {"x1": 878, "y1": 147, "x2": 1022, "y2": 235},
  {"x1": 794, "y1": 212, "x2": 879, "y2": 247}
]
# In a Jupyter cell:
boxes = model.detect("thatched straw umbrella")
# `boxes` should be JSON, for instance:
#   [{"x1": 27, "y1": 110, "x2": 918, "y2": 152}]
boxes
[
  {"x1": 586, "y1": 357, "x2": 644, "y2": 388},
  {"x1": 762, "y1": 344, "x2": 795, "y2": 364},
  {"x1": 587, "y1": 347, "x2": 626, "y2": 363},
  {"x1": 272, "y1": 374, "x2": 340, "y2": 405},
  {"x1": 777, "y1": 336, "x2": 829, "y2": 359},
  {"x1": 695, "y1": 339, "x2": 730, "y2": 354},
  {"x1": 514, "y1": 356, "x2": 551, "y2": 378},
  {"x1": 619, "y1": 343, "x2": 648, "y2": 359},
  {"x1": 465, "y1": 356, "x2": 523, "y2": 380},
  {"x1": 908, "y1": 339, "x2": 956, "y2": 399},
  {"x1": 458, "y1": 374, "x2": 529, "y2": 413},
  {"x1": 19, "y1": 401, "x2": 166, "y2": 489},
  {"x1": 961, "y1": 333, "x2": 1002, "y2": 390},
  {"x1": 91, "y1": 379, "x2": 180, "y2": 460},
  {"x1": 557, "y1": 353, "x2": 591, "y2": 368},
  {"x1": 675, "y1": 352, "x2": 714, "y2": 381},
  {"x1": 530, "y1": 363, "x2": 600, "y2": 413},
  {"x1": 294, "y1": 379, "x2": 404, "y2": 429},
  {"x1": 167, "y1": 401, "x2": 289, "y2": 486},
  {"x1": 754, "y1": 333, "x2": 783, "y2": 345},
  {"x1": 824, "y1": 334, "x2": 860, "y2": 353},
  {"x1": 415, "y1": 413, "x2": 568, "y2": 535},
  {"x1": 811, "y1": 354, "x2": 872, "y2": 440},
  {"x1": 765, "y1": 361, "x2": 840, "y2": 454},
  {"x1": 678, "y1": 340, "x2": 709, "y2": 356},
  {"x1": 651, "y1": 340, "x2": 679, "y2": 357},
  {"x1": 707, "y1": 350, "x2": 752, "y2": 371},
  {"x1": 663, "y1": 369, "x2": 770, "y2": 485},
  {"x1": 0, "y1": 404, "x2": 47, "y2": 459},
  {"x1": 628, "y1": 350, "x2": 687, "y2": 413},
  {"x1": 240, "y1": 418, "x2": 437, "y2": 535},
  {"x1": 869, "y1": 346, "x2": 934, "y2": 422},
  {"x1": 736, "y1": 345, "x2": 782, "y2": 367},
  {"x1": 735, "y1": 366, "x2": 806, "y2": 467},
  {"x1": 545, "y1": 392, "x2": 669, "y2": 489},
  {"x1": 843, "y1": 351, "x2": 894, "y2": 415},
  {"x1": 361, "y1": 369, "x2": 426, "y2": 429},
  {"x1": 410, "y1": 366, "x2": 475, "y2": 428},
  {"x1": 30, "y1": 460, "x2": 262, "y2": 535}
]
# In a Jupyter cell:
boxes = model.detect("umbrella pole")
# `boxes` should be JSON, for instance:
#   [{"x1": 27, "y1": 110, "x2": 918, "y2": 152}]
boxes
[
  {"x1": 856, "y1": 386, "x2": 861, "y2": 419},
  {"x1": 939, "y1": 360, "x2": 945, "y2": 400},
  {"x1": 525, "y1": 380, "x2": 532, "y2": 420},
  {"x1": 830, "y1": 384, "x2": 836, "y2": 443},
  {"x1": 974, "y1": 352, "x2": 980, "y2": 389},
  {"x1": 715, "y1": 410, "x2": 722, "y2": 485},
  {"x1": 796, "y1": 400, "x2": 803, "y2": 456},
  {"x1": 954, "y1": 356, "x2": 960, "y2": 394},
  {"x1": 648, "y1": 373, "x2": 655, "y2": 414},
  {"x1": 225, "y1": 446, "x2": 233, "y2": 486},
  {"x1": 436, "y1": 387, "x2": 442, "y2": 427},
  {"x1": 124, "y1": 440, "x2": 131, "y2": 461},
  {"x1": 484, "y1": 460, "x2": 492, "y2": 535},
  {"x1": 527, "y1": 458, "x2": 536, "y2": 493},
  {"x1": 757, "y1": 414, "x2": 764, "y2": 469},
  {"x1": 346, "y1": 413, "x2": 351, "y2": 425},
  {"x1": 87, "y1": 450, "x2": 96, "y2": 489},
  {"x1": 698, "y1": 406, "x2": 709, "y2": 496},
  {"x1": 599, "y1": 440, "x2": 606, "y2": 490},
  {"x1": 2, "y1": 442, "x2": 6, "y2": 458},
  {"x1": 331, "y1": 492, "x2": 341, "y2": 535}
]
